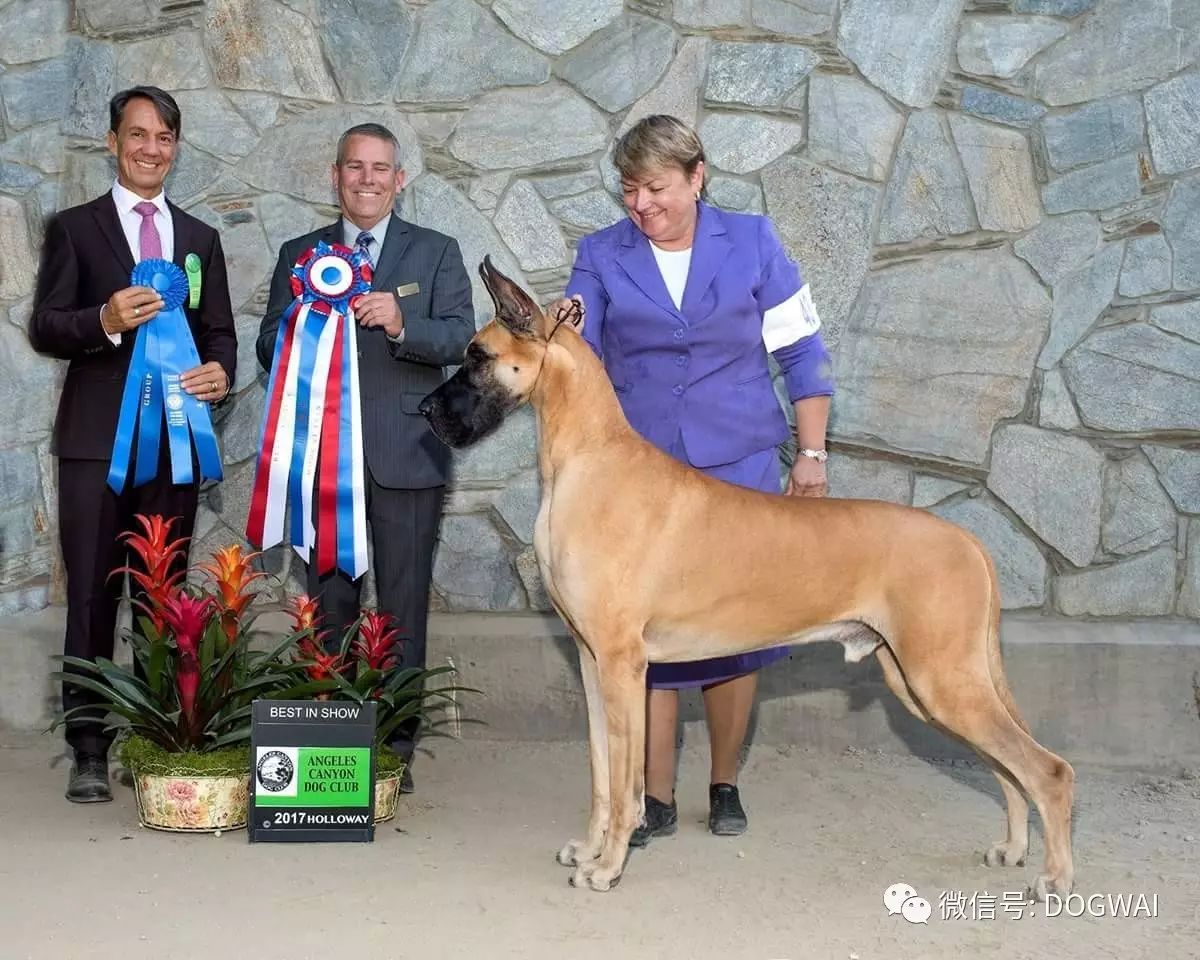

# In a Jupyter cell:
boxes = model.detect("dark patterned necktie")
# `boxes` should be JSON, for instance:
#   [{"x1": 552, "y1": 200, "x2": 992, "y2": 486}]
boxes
[{"x1": 355, "y1": 230, "x2": 374, "y2": 268}]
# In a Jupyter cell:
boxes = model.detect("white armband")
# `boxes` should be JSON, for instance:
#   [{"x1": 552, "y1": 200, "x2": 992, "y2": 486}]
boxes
[{"x1": 762, "y1": 283, "x2": 821, "y2": 352}]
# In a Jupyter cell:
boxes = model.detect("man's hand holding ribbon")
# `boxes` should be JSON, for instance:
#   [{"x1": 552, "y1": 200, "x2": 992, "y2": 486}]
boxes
[
  {"x1": 354, "y1": 290, "x2": 403, "y2": 338},
  {"x1": 100, "y1": 285, "x2": 164, "y2": 334}
]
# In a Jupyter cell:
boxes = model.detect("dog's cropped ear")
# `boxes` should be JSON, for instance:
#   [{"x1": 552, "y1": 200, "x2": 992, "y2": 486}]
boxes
[{"x1": 479, "y1": 256, "x2": 540, "y2": 337}]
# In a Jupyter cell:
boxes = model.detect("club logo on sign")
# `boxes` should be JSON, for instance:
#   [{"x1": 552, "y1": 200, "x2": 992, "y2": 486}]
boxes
[{"x1": 256, "y1": 749, "x2": 296, "y2": 793}]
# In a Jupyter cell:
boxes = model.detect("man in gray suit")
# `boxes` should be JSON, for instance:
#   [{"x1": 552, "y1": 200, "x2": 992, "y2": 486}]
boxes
[{"x1": 257, "y1": 123, "x2": 474, "y2": 790}]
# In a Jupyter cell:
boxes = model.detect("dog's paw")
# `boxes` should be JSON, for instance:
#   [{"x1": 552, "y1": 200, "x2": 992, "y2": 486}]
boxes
[
  {"x1": 984, "y1": 840, "x2": 1027, "y2": 868},
  {"x1": 569, "y1": 862, "x2": 621, "y2": 892},
  {"x1": 1031, "y1": 871, "x2": 1073, "y2": 902},
  {"x1": 557, "y1": 839, "x2": 599, "y2": 867}
]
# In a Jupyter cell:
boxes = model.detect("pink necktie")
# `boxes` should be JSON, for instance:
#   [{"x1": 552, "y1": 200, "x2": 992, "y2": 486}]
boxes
[{"x1": 133, "y1": 200, "x2": 162, "y2": 261}]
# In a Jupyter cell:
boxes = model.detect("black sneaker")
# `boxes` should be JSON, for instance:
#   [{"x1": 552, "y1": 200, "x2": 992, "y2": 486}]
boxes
[
  {"x1": 66, "y1": 755, "x2": 112, "y2": 804},
  {"x1": 708, "y1": 783, "x2": 747, "y2": 836},
  {"x1": 629, "y1": 794, "x2": 677, "y2": 847}
]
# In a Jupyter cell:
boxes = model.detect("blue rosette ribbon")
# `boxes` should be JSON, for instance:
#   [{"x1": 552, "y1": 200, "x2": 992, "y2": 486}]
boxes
[{"x1": 107, "y1": 259, "x2": 224, "y2": 492}]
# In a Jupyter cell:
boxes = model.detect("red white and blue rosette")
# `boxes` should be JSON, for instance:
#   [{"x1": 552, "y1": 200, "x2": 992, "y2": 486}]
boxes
[
  {"x1": 107, "y1": 259, "x2": 223, "y2": 492},
  {"x1": 246, "y1": 241, "x2": 371, "y2": 578}
]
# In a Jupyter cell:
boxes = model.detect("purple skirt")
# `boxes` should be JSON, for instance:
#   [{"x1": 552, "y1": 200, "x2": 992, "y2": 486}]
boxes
[{"x1": 647, "y1": 443, "x2": 791, "y2": 690}]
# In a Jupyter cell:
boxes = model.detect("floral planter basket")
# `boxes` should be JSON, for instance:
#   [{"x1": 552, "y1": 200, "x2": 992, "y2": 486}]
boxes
[{"x1": 134, "y1": 771, "x2": 250, "y2": 833}]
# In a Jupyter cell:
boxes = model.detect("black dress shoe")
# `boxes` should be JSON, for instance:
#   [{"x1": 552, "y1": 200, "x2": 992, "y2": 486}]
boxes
[
  {"x1": 399, "y1": 765, "x2": 414, "y2": 794},
  {"x1": 629, "y1": 794, "x2": 677, "y2": 848},
  {"x1": 708, "y1": 783, "x2": 747, "y2": 836},
  {"x1": 66, "y1": 756, "x2": 112, "y2": 804}
]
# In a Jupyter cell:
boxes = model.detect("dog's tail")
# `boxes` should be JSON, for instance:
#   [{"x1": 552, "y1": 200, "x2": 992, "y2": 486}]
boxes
[{"x1": 976, "y1": 537, "x2": 1032, "y2": 738}]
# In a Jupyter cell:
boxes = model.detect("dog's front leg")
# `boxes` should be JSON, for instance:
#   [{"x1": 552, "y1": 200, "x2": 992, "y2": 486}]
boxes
[
  {"x1": 571, "y1": 646, "x2": 646, "y2": 892},
  {"x1": 557, "y1": 636, "x2": 610, "y2": 867}
]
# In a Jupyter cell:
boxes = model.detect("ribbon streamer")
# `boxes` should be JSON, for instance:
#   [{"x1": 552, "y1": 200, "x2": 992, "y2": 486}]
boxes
[
  {"x1": 246, "y1": 241, "x2": 370, "y2": 579},
  {"x1": 107, "y1": 259, "x2": 223, "y2": 493}
]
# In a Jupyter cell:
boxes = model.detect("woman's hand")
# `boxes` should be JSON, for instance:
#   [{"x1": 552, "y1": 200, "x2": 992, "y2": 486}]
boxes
[
  {"x1": 545, "y1": 295, "x2": 585, "y2": 332},
  {"x1": 785, "y1": 456, "x2": 827, "y2": 497}
]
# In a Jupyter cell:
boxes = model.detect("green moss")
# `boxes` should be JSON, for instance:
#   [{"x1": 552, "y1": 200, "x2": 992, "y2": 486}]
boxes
[
  {"x1": 119, "y1": 734, "x2": 250, "y2": 777},
  {"x1": 376, "y1": 746, "x2": 405, "y2": 776}
]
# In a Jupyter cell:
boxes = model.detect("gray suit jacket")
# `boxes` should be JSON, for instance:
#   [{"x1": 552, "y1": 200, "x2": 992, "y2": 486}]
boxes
[{"x1": 257, "y1": 215, "x2": 474, "y2": 489}]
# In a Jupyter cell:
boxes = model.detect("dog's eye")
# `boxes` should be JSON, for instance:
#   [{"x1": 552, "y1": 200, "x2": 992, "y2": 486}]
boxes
[{"x1": 512, "y1": 365, "x2": 519, "y2": 373}]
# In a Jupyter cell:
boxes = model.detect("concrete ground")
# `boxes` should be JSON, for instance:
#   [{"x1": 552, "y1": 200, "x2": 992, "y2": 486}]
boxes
[{"x1": 2, "y1": 729, "x2": 1197, "y2": 960}]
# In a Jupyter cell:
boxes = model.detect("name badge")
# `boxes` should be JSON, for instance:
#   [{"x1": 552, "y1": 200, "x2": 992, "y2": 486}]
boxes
[{"x1": 395, "y1": 282, "x2": 420, "y2": 298}]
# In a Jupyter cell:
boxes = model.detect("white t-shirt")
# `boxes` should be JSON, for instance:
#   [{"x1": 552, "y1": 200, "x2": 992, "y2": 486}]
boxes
[{"x1": 650, "y1": 242, "x2": 692, "y2": 310}]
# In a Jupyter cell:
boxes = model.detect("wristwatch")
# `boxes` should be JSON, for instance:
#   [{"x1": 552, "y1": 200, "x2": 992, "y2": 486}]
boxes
[{"x1": 798, "y1": 448, "x2": 828, "y2": 464}]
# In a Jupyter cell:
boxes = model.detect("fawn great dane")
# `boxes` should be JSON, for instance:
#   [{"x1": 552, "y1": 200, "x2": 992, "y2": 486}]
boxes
[{"x1": 419, "y1": 258, "x2": 1075, "y2": 899}]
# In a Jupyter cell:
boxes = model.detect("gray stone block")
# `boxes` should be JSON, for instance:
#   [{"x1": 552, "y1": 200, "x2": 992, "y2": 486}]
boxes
[
  {"x1": 115, "y1": 30, "x2": 211, "y2": 92},
  {"x1": 0, "y1": 196, "x2": 36, "y2": 300},
  {"x1": 1041, "y1": 95, "x2": 1144, "y2": 172},
  {"x1": 396, "y1": 0, "x2": 549, "y2": 103},
  {"x1": 1013, "y1": 212, "x2": 1101, "y2": 287},
  {"x1": 495, "y1": 470, "x2": 541, "y2": 545},
  {"x1": 1064, "y1": 324, "x2": 1200, "y2": 433},
  {"x1": 832, "y1": 250, "x2": 1049, "y2": 465},
  {"x1": 806, "y1": 73, "x2": 903, "y2": 182},
  {"x1": 205, "y1": 0, "x2": 337, "y2": 102},
  {"x1": 674, "y1": 0, "x2": 743, "y2": 28},
  {"x1": 163, "y1": 144, "x2": 226, "y2": 206},
  {"x1": 433, "y1": 514, "x2": 524, "y2": 611},
  {"x1": 555, "y1": 14, "x2": 676, "y2": 113},
  {"x1": 618, "y1": 36, "x2": 707, "y2": 136},
  {"x1": 494, "y1": 181, "x2": 569, "y2": 273},
  {"x1": 316, "y1": 0, "x2": 413, "y2": 104},
  {"x1": 0, "y1": 54, "x2": 70, "y2": 130},
  {"x1": 492, "y1": 0, "x2": 623, "y2": 56},
  {"x1": 1036, "y1": 240, "x2": 1123, "y2": 370},
  {"x1": 75, "y1": 0, "x2": 156, "y2": 36},
  {"x1": 0, "y1": 324, "x2": 61, "y2": 447},
  {"x1": 1101, "y1": 454, "x2": 1178, "y2": 557},
  {"x1": 1041, "y1": 154, "x2": 1142, "y2": 215},
  {"x1": 0, "y1": 0, "x2": 68, "y2": 64},
  {"x1": 216, "y1": 382, "x2": 265, "y2": 465},
  {"x1": 988, "y1": 424, "x2": 1104, "y2": 567},
  {"x1": 912, "y1": 475, "x2": 971, "y2": 508},
  {"x1": 1162, "y1": 173, "x2": 1200, "y2": 290},
  {"x1": 1180, "y1": 519, "x2": 1200, "y2": 618},
  {"x1": 960, "y1": 85, "x2": 1046, "y2": 127},
  {"x1": 751, "y1": 0, "x2": 835, "y2": 35},
  {"x1": 700, "y1": 113, "x2": 805, "y2": 175},
  {"x1": 705, "y1": 41, "x2": 818, "y2": 108},
  {"x1": 451, "y1": 406, "x2": 537, "y2": 483},
  {"x1": 826, "y1": 455, "x2": 910, "y2": 504},
  {"x1": 949, "y1": 113, "x2": 1040, "y2": 233},
  {"x1": 61, "y1": 40, "x2": 116, "y2": 140},
  {"x1": 450, "y1": 86, "x2": 608, "y2": 171},
  {"x1": 549, "y1": 190, "x2": 626, "y2": 233},
  {"x1": 172, "y1": 90, "x2": 260, "y2": 163},
  {"x1": 956, "y1": 16, "x2": 1067, "y2": 80},
  {"x1": 1119, "y1": 234, "x2": 1172, "y2": 298},
  {"x1": 706, "y1": 177, "x2": 764, "y2": 214},
  {"x1": 1054, "y1": 545, "x2": 1178, "y2": 616},
  {"x1": 879, "y1": 110, "x2": 976, "y2": 244},
  {"x1": 931, "y1": 496, "x2": 1047, "y2": 609},
  {"x1": 1034, "y1": 0, "x2": 1200, "y2": 106},
  {"x1": 238, "y1": 107, "x2": 422, "y2": 204},
  {"x1": 1145, "y1": 72, "x2": 1200, "y2": 176},
  {"x1": 1014, "y1": 0, "x2": 1095, "y2": 14},
  {"x1": 837, "y1": 0, "x2": 962, "y2": 108},
  {"x1": 762, "y1": 158, "x2": 879, "y2": 351},
  {"x1": 1038, "y1": 369, "x2": 1081, "y2": 430},
  {"x1": 1143, "y1": 446, "x2": 1200, "y2": 515},
  {"x1": 1150, "y1": 299, "x2": 1200, "y2": 342}
]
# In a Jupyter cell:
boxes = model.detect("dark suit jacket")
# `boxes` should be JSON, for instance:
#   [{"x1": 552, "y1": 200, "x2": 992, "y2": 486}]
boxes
[
  {"x1": 29, "y1": 193, "x2": 237, "y2": 461},
  {"x1": 257, "y1": 216, "x2": 474, "y2": 489}
]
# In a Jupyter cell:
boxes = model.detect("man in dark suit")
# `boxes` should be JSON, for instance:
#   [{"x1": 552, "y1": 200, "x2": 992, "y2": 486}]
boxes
[
  {"x1": 257, "y1": 123, "x2": 473, "y2": 791},
  {"x1": 30, "y1": 86, "x2": 237, "y2": 802}
]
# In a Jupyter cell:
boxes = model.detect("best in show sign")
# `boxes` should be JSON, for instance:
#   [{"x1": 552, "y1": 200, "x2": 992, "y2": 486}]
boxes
[{"x1": 249, "y1": 700, "x2": 377, "y2": 843}]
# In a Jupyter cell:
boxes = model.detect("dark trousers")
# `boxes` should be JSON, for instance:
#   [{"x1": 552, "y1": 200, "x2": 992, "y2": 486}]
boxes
[
  {"x1": 306, "y1": 468, "x2": 444, "y2": 762},
  {"x1": 58, "y1": 456, "x2": 199, "y2": 758}
]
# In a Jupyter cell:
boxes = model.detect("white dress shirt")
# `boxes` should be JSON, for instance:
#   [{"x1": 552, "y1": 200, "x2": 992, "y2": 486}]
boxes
[
  {"x1": 344, "y1": 213, "x2": 404, "y2": 344},
  {"x1": 104, "y1": 181, "x2": 175, "y2": 346}
]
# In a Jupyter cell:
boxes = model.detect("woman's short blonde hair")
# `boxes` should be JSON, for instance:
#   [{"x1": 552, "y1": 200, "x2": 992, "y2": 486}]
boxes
[{"x1": 612, "y1": 114, "x2": 706, "y2": 184}]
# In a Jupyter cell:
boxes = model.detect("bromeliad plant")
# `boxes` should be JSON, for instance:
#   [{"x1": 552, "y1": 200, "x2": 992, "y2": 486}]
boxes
[
  {"x1": 286, "y1": 598, "x2": 476, "y2": 766},
  {"x1": 52, "y1": 514, "x2": 313, "y2": 759}
]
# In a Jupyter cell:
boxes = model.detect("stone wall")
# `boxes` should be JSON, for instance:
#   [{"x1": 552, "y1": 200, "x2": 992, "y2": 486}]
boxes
[{"x1": 0, "y1": 0, "x2": 1196, "y2": 620}]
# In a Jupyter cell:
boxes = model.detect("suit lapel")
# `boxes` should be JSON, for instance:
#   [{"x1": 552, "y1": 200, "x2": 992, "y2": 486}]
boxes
[
  {"x1": 680, "y1": 203, "x2": 732, "y2": 324},
  {"x1": 371, "y1": 213, "x2": 411, "y2": 292},
  {"x1": 615, "y1": 220, "x2": 683, "y2": 321},
  {"x1": 90, "y1": 194, "x2": 135, "y2": 275},
  {"x1": 168, "y1": 200, "x2": 192, "y2": 271}
]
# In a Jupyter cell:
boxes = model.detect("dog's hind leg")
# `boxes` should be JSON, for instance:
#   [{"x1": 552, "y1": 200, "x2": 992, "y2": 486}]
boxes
[
  {"x1": 557, "y1": 635, "x2": 611, "y2": 868},
  {"x1": 876, "y1": 644, "x2": 1030, "y2": 869},
  {"x1": 570, "y1": 639, "x2": 647, "y2": 892},
  {"x1": 898, "y1": 650, "x2": 1074, "y2": 901}
]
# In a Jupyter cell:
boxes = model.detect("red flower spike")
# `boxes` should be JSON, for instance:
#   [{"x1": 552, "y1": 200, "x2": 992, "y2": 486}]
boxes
[
  {"x1": 353, "y1": 610, "x2": 403, "y2": 673},
  {"x1": 112, "y1": 514, "x2": 190, "y2": 634},
  {"x1": 160, "y1": 591, "x2": 213, "y2": 731},
  {"x1": 198, "y1": 544, "x2": 264, "y2": 646}
]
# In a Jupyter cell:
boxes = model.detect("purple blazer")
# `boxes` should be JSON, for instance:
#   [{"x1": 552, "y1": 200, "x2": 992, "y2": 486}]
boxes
[{"x1": 566, "y1": 202, "x2": 833, "y2": 469}]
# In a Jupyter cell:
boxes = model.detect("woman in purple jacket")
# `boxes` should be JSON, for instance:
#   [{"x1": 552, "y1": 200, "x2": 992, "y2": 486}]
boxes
[{"x1": 564, "y1": 115, "x2": 834, "y2": 844}]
